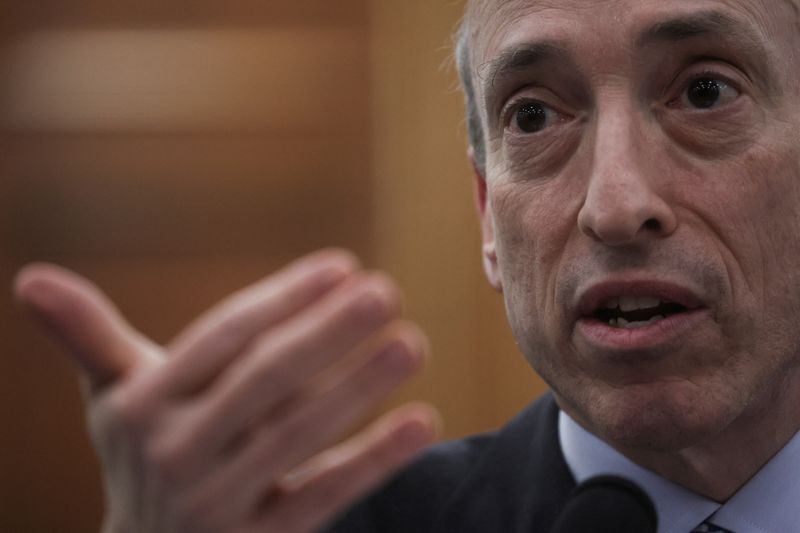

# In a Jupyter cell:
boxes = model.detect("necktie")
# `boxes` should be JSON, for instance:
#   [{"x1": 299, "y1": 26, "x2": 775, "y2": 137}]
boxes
[{"x1": 691, "y1": 521, "x2": 734, "y2": 533}]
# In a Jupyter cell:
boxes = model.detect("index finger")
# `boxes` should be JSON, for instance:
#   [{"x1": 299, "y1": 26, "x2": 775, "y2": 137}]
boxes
[{"x1": 156, "y1": 249, "x2": 359, "y2": 395}]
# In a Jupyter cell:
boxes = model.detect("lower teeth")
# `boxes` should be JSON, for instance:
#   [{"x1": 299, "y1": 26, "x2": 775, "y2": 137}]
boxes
[{"x1": 609, "y1": 315, "x2": 665, "y2": 329}]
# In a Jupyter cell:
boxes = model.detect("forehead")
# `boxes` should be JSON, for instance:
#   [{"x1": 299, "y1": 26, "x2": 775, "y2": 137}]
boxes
[{"x1": 468, "y1": 0, "x2": 798, "y2": 66}]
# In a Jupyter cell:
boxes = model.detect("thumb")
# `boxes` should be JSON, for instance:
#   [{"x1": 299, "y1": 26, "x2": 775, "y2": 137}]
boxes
[{"x1": 13, "y1": 263, "x2": 162, "y2": 393}]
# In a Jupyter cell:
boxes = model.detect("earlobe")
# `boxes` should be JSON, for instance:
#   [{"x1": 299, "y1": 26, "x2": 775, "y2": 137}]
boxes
[
  {"x1": 480, "y1": 208, "x2": 503, "y2": 293},
  {"x1": 470, "y1": 148, "x2": 503, "y2": 293},
  {"x1": 482, "y1": 239, "x2": 502, "y2": 292}
]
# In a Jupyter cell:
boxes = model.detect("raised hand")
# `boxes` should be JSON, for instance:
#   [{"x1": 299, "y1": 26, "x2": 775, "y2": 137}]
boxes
[{"x1": 14, "y1": 249, "x2": 438, "y2": 533}]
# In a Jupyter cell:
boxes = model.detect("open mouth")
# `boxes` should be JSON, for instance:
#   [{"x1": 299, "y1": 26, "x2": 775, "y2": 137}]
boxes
[
  {"x1": 592, "y1": 296, "x2": 688, "y2": 329},
  {"x1": 575, "y1": 282, "x2": 707, "y2": 350}
]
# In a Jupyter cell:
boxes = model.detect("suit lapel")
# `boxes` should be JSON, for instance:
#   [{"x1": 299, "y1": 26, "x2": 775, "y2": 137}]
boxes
[{"x1": 432, "y1": 393, "x2": 576, "y2": 533}]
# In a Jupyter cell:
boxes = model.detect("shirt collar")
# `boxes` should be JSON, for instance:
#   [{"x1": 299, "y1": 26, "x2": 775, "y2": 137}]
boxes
[
  {"x1": 710, "y1": 427, "x2": 800, "y2": 533},
  {"x1": 559, "y1": 410, "x2": 800, "y2": 533}
]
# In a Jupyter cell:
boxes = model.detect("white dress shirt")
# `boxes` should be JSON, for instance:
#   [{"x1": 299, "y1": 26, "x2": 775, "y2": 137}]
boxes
[{"x1": 559, "y1": 410, "x2": 800, "y2": 533}]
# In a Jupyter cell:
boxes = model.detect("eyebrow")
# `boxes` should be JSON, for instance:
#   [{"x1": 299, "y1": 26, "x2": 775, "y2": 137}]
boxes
[
  {"x1": 636, "y1": 10, "x2": 777, "y2": 90},
  {"x1": 480, "y1": 42, "x2": 570, "y2": 121},
  {"x1": 636, "y1": 10, "x2": 767, "y2": 51},
  {"x1": 482, "y1": 41, "x2": 569, "y2": 90},
  {"x1": 480, "y1": 9, "x2": 778, "y2": 123}
]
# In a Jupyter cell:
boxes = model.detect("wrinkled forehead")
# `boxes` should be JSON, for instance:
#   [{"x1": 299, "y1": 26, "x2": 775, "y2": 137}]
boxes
[
  {"x1": 464, "y1": 0, "x2": 800, "y2": 66},
  {"x1": 464, "y1": 0, "x2": 800, "y2": 24}
]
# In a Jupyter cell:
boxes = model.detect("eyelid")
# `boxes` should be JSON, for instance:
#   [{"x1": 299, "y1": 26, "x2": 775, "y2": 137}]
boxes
[
  {"x1": 665, "y1": 62, "x2": 747, "y2": 106},
  {"x1": 501, "y1": 84, "x2": 561, "y2": 116},
  {"x1": 502, "y1": 99, "x2": 564, "y2": 136},
  {"x1": 500, "y1": 91, "x2": 571, "y2": 132},
  {"x1": 500, "y1": 97, "x2": 534, "y2": 128}
]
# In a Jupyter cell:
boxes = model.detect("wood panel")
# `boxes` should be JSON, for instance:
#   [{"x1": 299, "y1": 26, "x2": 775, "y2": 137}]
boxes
[
  {"x1": 0, "y1": 29, "x2": 366, "y2": 132},
  {"x1": 1, "y1": 1, "x2": 548, "y2": 531},
  {"x1": 3, "y1": 133, "x2": 370, "y2": 261},
  {"x1": 0, "y1": 1, "x2": 368, "y2": 33},
  {"x1": 368, "y1": 1, "x2": 545, "y2": 439},
  {"x1": 1, "y1": 2, "x2": 371, "y2": 531}
]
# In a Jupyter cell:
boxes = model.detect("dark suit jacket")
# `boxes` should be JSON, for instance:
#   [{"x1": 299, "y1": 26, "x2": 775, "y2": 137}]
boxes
[{"x1": 324, "y1": 393, "x2": 577, "y2": 532}]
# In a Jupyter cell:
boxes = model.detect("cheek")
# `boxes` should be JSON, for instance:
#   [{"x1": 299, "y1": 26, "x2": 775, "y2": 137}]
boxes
[
  {"x1": 489, "y1": 178, "x2": 583, "y2": 345},
  {"x1": 685, "y1": 138, "x2": 800, "y2": 357},
  {"x1": 750, "y1": 155, "x2": 800, "y2": 324},
  {"x1": 720, "y1": 146, "x2": 800, "y2": 286},
  {"x1": 658, "y1": 99, "x2": 760, "y2": 158},
  {"x1": 501, "y1": 124, "x2": 583, "y2": 179},
  {"x1": 490, "y1": 182, "x2": 539, "y2": 306}
]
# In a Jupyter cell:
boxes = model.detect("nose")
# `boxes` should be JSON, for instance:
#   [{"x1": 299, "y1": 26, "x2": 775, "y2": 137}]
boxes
[{"x1": 577, "y1": 108, "x2": 677, "y2": 246}]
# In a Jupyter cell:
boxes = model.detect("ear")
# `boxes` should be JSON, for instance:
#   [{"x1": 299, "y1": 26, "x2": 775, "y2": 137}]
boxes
[{"x1": 470, "y1": 148, "x2": 502, "y2": 292}]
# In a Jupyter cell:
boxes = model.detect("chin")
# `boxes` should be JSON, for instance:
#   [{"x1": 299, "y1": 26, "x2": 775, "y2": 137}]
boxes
[{"x1": 556, "y1": 378, "x2": 741, "y2": 453}]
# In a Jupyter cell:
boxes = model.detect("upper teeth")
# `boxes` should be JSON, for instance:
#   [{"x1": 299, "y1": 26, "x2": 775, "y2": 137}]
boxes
[{"x1": 604, "y1": 296, "x2": 662, "y2": 311}]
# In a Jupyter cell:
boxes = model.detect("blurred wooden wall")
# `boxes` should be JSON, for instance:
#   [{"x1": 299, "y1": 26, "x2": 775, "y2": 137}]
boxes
[{"x1": 1, "y1": 2, "x2": 545, "y2": 531}]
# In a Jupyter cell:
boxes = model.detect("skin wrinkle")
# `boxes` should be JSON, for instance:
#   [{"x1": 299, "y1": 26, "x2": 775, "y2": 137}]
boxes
[
  {"x1": 482, "y1": 42, "x2": 571, "y2": 131},
  {"x1": 661, "y1": 138, "x2": 758, "y2": 314},
  {"x1": 466, "y1": 2, "x2": 796, "y2": 320},
  {"x1": 462, "y1": 0, "x2": 800, "y2": 502},
  {"x1": 456, "y1": 0, "x2": 800, "y2": 169},
  {"x1": 680, "y1": 131, "x2": 791, "y2": 379},
  {"x1": 502, "y1": 122, "x2": 582, "y2": 179}
]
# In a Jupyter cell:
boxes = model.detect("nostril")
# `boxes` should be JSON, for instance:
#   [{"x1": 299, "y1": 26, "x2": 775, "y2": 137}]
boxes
[{"x1": 643, "y1": 218, "x2": 661, "y2": 231}]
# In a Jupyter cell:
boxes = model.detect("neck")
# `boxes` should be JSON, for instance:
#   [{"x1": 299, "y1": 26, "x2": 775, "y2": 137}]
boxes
[{"x1": 618, "y1": 372, "x2": 800, "y2": 502}]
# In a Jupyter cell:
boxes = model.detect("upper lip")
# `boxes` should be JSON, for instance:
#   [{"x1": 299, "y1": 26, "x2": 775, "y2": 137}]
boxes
[{"x1": 575, "y1": 279, "x2": 706, "y2": 320}]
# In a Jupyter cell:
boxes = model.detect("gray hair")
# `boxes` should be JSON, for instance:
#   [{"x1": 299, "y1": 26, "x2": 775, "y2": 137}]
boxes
[
  {"x1": 455, "y1": 0, "x2": 800, "y2": 175},
  {"x1": 455, "y1": 16, "x2": 486, "y2": 174}
]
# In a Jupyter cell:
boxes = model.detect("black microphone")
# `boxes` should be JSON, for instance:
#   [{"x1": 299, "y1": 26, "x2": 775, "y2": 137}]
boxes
[{"x1": 550, "y1": 475, "x2": 658, "y2": 533}]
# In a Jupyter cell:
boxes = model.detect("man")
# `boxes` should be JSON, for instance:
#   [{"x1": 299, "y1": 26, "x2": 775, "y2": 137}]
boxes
[{"x1": 14, "y1": 0, "x2": 800, "y2": 531}]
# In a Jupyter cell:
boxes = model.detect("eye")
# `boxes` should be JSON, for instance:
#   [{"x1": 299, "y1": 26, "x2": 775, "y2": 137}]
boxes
[
  {"x1": 680, "y1": 77, "x2": 739, "y2": 110},
  {"x1": 512, "y1": 101, "x2": 562, "y2": 134}
]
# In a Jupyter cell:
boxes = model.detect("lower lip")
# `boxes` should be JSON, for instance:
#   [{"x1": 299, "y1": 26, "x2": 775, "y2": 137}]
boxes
[{"x1": 575, "y1": 309, "x2": 710, "y2": 352}]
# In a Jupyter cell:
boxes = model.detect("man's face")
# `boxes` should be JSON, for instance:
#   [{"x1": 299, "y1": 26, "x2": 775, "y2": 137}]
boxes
[{"x1": 474, "y1": 0, "x2": 800, "y2": 451}]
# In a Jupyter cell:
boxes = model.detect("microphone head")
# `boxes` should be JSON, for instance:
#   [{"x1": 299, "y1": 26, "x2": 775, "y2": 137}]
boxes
[{"x1": 550, "y1": 475, "x2": 658, "y2": 533}]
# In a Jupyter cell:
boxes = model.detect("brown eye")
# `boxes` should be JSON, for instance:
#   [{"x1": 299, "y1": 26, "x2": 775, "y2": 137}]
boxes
[
  {"x1": 682, "y1": 77, "x2": 738, "y2": 110},
  {"x1": 515, "y1": 102, "x2": 550, "y2": 133}
]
